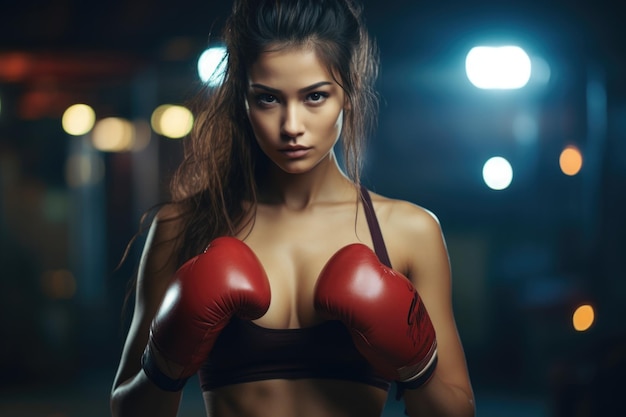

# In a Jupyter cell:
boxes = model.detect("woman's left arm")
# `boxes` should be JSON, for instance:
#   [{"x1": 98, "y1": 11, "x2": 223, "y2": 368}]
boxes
[{"x1": 392, "y1": 201, "x2": 475, "y2": 417}]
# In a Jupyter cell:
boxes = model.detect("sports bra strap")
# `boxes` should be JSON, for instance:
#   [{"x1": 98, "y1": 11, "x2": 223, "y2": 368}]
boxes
[{"x1": 359, "y1": 185, "x2": 392, "y2": 268}]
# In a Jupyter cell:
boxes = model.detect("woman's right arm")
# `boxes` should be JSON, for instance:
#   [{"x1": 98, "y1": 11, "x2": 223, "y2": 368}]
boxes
[{"x1": 110, "y1": 205, "x2": 185, "y2": 417}]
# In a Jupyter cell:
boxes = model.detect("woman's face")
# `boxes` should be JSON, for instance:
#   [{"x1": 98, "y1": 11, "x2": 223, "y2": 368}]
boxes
[{"x1": 246, "y1": 46, "x2": 346, "y2": 175}]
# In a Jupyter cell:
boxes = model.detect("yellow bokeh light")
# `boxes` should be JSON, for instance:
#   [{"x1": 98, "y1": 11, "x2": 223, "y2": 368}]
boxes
[
  {"x1": 150, "y1": 104, "x2": 172, "y2": 135},
  {"x1": 92, "y1": 117, "x2": 135, "y2": 152},
  {"x1": 151, "y1": 104, "x2": 193, "y2": 139},
  {"x1": 161, "y1": 105, "x2": 193, "y2": 139},
  {"x1": 572, "y1": 304, "x2": 595, "y2": 332},
  {"x1": 560, "y1": 145, "x2": 583, "y2": 176},
  {"x1": 62, "y1": 104, "x2": 96, "y2": 136}
]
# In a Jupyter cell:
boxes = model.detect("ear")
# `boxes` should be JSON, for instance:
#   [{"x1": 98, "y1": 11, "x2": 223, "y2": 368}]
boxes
[{"x1": 343, "y1": 94, "x2": 352, "y2": 111}]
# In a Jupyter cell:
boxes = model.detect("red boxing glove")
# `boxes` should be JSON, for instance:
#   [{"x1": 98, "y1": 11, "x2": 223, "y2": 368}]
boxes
[
  {"x1": 142, "y1": 236, "x2": 271, "y2": 391},
  {"x1": 314, "y1": 244, "x2": 437, "y2": 386}
]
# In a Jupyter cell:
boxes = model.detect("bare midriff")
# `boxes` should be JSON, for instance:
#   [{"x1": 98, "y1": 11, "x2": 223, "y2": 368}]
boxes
[{"x1": 202, "y1": 378, "x2": 388, "y2": 417}]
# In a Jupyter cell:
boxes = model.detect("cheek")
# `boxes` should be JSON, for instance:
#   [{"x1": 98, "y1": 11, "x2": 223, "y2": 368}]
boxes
[
  {"x1": 321, "y1": 109, "x2": 343, "y2": 138},
  {"x1": 248, "y1": 112, "x2": 274, "y2": 141}
]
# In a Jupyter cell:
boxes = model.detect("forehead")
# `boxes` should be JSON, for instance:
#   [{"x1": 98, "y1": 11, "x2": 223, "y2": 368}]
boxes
[{"x1": 248, "y1": 46, "x2": 336, "y2": 89}]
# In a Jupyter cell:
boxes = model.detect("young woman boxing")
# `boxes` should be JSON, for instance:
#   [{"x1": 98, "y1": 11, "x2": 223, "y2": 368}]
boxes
[{"x1": 110, "y1": 1, "x2": 475, "y2": 416}]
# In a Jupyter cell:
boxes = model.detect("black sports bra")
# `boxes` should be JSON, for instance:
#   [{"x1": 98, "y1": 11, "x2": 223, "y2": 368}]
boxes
[{"x1": 197, "y1": 186, "x2": 392, "y2": 391}]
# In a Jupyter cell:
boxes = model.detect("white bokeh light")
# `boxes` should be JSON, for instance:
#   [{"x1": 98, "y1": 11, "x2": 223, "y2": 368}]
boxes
[
  {"x1": 482, "y1": 156, "x2": 513, "y2": 190},
  {"x1": 198, "y1": 46, "x2": 227, "y2": 86},
  {"x1": 466, "y1": 46, "x2": 531, "y2": 89}
]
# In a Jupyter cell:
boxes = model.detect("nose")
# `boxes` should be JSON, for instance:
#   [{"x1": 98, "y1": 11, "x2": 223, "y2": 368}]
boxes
[{"x1": 281, "y1": 102, "x2": 305, "y2": 139}]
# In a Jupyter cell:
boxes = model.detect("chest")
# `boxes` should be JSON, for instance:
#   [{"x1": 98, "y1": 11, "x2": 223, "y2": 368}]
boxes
[{"x1": 236, "y1": 208, "x2": 374, "y2": 329}]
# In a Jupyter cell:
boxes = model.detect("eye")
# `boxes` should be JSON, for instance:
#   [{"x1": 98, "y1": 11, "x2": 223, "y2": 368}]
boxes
[
  {"x1": 306, "y1": 92, "x2": 329, "y2": 103},
  {"x1": 256, "y1": 93, "x2": 278, "y2": 105}
]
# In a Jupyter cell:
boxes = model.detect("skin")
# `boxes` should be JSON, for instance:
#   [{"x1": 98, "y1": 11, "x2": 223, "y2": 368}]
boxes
[{"x1": 110, "y1": 46, "x2": 474, "y2": 417}]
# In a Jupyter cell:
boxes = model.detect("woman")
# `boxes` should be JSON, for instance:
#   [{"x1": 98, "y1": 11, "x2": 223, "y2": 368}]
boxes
[{"x1": 110, "y1": 0, "x2": 475, "y2": 416}]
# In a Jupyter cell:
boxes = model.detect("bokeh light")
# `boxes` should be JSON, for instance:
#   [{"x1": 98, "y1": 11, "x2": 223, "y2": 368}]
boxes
[
  {"x1": 466, "y1": 46, "x2": 531, "y2": 89},
  {"x1": 62, "y1": 104, "x2": 96, "y2": 136},
  {"x1": 559, "y1": 145, "x2": 583, "y2": 176},
  {"x1": 573, "y1": 304, "x2": 595, "y2": 331},
  {"x1": 150, "y1": 104, "x2": 171, "y2": 135},
  {"x1": 197, "y1": 46, "x2": 227, "y2": 86},
  {"x1": 91, "y1": 117, "x2": 135, "y2": 152},
  {"x1": 482, "y1": 156, "x2": 513, "y2": 190},
  {"x1": 151, "y1": 104, "x2": 193, "y2": 139}
]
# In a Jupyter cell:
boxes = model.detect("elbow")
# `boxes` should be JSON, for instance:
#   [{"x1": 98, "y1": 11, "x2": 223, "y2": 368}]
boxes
[
  {"x1": 467, "y1": 400, "x2": 476, "y2": 417},
  {"x1": 110, "y1": 387, "x2": 123, "y2": 417},
  {"x1": 108, "y1": 373, "x2": 181, "y2": 417},
  {"x1": 462, "y1": 393, "x2": 476, "y2": 417},
  {"x1": 110, "y1": 383, "x2": 134, "y2": 417}
]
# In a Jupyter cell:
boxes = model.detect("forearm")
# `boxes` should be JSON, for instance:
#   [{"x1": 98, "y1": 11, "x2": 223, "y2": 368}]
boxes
[
  {"x1": 402, "y1": 373, "x2": 475, "y2": 417},
  {"x1": 110, "y1": 370, "x2": 182, "y2": 417}
]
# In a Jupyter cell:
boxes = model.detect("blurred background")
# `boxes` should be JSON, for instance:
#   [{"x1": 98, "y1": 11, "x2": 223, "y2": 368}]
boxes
[{"x1": 1, "y1": 0, "x2": 625, "y2": 416}]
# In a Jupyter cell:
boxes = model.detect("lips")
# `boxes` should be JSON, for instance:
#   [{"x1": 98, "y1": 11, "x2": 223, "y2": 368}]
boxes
[{"x1": 279, "y1": 146, "x2": 311, "y2": 159}]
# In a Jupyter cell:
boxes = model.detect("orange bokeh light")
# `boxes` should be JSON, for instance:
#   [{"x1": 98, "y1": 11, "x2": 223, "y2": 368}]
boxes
[{"x1": 559, "y1": 145, "x2": 583, "y2": 176}]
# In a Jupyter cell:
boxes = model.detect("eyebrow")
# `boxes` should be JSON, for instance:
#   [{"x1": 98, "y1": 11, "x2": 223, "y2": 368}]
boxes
[{"x1": 250, "y1": 81, "x2": 332, "y2": 94}]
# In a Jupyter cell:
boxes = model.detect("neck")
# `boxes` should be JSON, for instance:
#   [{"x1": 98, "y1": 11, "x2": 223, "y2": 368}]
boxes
[{"x1": 258, "y1": 151, "x2": 355, "y2": 210}]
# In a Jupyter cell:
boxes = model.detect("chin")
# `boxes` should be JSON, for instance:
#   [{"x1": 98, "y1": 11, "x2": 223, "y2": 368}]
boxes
[
  {"x1": 279, "y1": 165, "x2": 314, "y2": 175},
  {"x1": 272, "y1": 160, "x2": 320, "y2": 176}
]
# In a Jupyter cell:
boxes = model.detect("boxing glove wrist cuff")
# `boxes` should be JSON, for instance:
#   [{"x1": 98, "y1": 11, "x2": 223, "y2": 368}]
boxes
[
  {"x1": 141, "y1": 345, "x2": 189, "y2": 392},
  {"x1": 395, "y1": 354, "x2": 438, "y2": 400}
]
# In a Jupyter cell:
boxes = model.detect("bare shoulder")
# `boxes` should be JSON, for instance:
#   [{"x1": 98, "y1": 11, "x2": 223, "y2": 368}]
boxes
[
  {"x1": 151, "y1": 202, "x2": 186, "y2": 247},
  {"x1": 366, "y1": 191, "x2": 448, "y2": 279},
  {"x1": 138, "y1": 203, "x2": 186, "y2": 282},
  {"x1": 367, "y1": 191, "x2": 444, "y2": 245}
]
